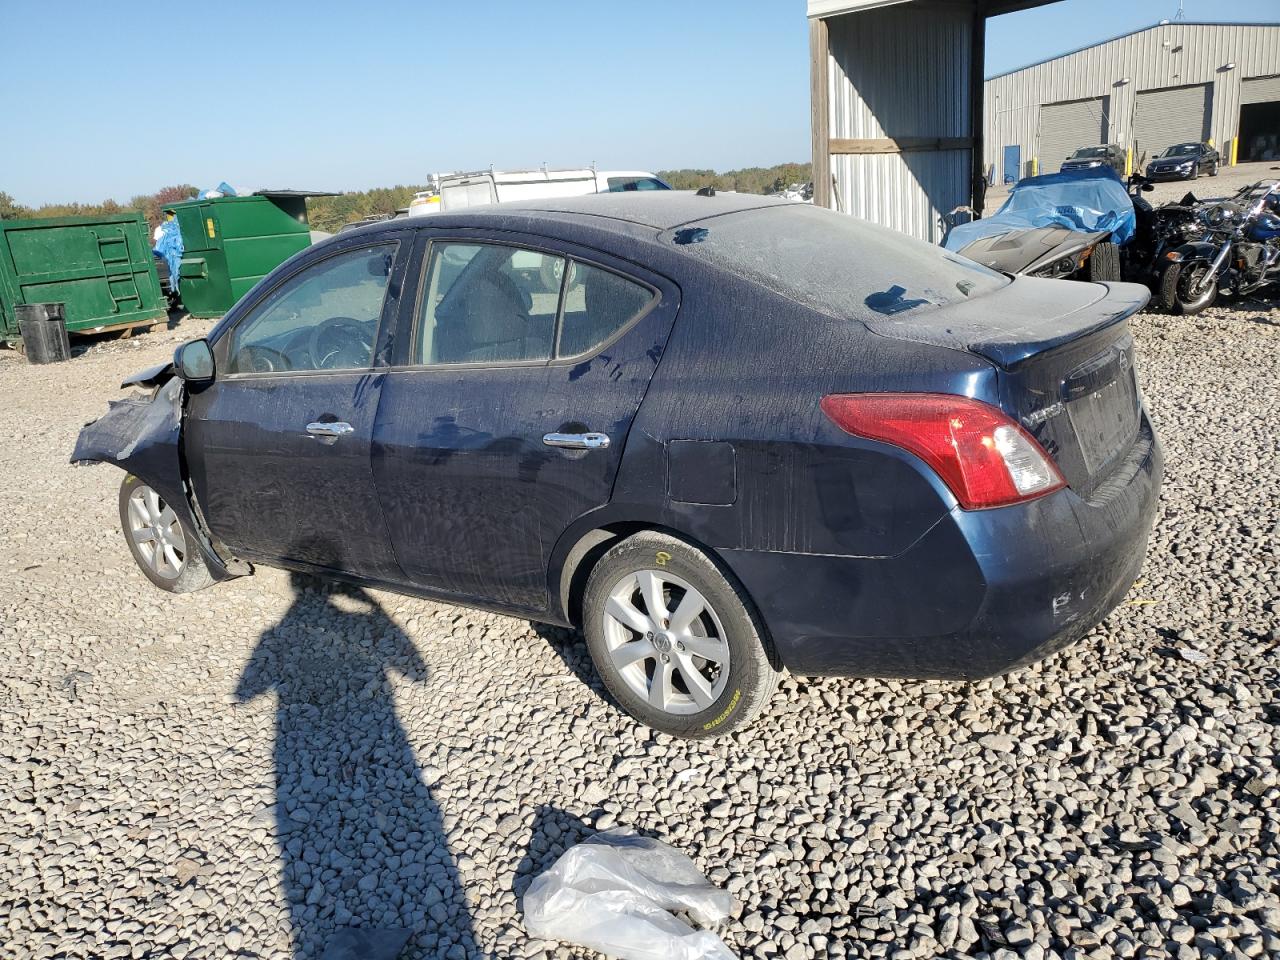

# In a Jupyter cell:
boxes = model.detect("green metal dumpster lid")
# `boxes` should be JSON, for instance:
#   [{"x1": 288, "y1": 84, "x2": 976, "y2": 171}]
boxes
[{"x1": 252, "y1": 189, "x2": 342, "y2": 198}]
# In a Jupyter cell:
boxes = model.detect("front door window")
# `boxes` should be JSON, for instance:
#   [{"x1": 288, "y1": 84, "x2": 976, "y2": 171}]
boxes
[{"x1": 227, "y1": 244, "x2": 396, "y2": 374}]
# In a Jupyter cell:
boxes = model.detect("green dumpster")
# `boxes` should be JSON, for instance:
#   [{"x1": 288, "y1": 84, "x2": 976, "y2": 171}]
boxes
[
  {"x1": 0, "y1": 212, "x2": 167, "y2": 344},
  {"x1": 169, "y1": 191, "x2": 336, "y2": 318}
]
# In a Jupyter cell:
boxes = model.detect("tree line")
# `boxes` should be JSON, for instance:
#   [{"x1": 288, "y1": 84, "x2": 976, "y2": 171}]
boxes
[
  {"x1": 0, "y1": 186, "x2": 196, "y2": 230},
  {"x1": 656, "y1": 163, "x2": 813, "y2": 194},
  {"x1": 1, "y1": 163, "x2": 813, "y2": 235}
]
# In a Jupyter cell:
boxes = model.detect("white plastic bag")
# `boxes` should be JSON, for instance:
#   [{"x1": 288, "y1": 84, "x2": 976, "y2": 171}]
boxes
[{"x1": 522, "y1": 829, "x2": 736, "y2": 960}]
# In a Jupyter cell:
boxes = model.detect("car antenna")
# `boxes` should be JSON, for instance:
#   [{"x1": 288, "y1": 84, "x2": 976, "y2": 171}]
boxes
[{"x1": 696, "y1": 186, "x2": 716, "y2": 197}]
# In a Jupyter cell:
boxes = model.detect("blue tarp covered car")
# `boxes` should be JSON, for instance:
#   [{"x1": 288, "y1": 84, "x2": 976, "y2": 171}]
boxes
[{"x1": 946, "y1": 168, "x2": 1136, "y2": 281}]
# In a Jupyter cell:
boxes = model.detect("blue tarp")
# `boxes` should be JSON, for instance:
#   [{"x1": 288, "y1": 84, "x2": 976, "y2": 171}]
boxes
[
  {"x1": 153, "y1": 219, "x2": 183, "y2": 289},
  {"x1": 945, "y1": 167, "x2": 1136, "y2": 251}
]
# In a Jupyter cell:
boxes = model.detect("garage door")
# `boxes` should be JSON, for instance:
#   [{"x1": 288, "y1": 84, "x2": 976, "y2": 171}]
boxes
[
  {"x1": 1240, "y1": 75, "x2": 1280, "y2": 162},
  {"x1": 1039, "y1": 98, "x2": 1109, "y2": 172},
  {"x1": 1134, "y1": 84, "x2": 1211, "y2": 163}
]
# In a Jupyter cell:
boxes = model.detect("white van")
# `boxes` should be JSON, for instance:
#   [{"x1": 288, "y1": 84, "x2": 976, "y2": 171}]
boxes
[{"x1": 409, "y1": 167, "x2": 669, "y2": 215}]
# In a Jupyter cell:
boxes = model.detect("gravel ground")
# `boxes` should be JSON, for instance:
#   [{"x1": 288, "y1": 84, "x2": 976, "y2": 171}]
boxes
[{"x1": 1, "y1": 295, "x2": 1277, "y2": 960}]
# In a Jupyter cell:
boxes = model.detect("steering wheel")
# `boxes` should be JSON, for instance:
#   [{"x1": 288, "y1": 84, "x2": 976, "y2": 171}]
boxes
[
  {"x1": 308, "y1": 316, "x2": 370, "y2": 370},
  {"x1": 236, "y1": 344, "x2": 292, "y2": 373}
]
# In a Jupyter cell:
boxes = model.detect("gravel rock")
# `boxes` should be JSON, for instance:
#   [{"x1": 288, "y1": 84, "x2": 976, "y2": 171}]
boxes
[{"x1": 0, "y1": 298, "x2": 1276, "y2": 959}]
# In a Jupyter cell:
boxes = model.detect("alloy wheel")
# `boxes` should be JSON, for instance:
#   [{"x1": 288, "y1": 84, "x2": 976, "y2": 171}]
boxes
[
  {"x1": 126, "y1": 484, "x2": 188, "y2": 580},
  {"x1": 601, "y1": 569, "x2": 730, "y2": 715}
]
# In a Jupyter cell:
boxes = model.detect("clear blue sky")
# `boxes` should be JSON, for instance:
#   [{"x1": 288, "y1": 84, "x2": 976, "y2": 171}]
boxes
[{"x1": 2, "y1": 0, "x2": 1276, "y2": 206}]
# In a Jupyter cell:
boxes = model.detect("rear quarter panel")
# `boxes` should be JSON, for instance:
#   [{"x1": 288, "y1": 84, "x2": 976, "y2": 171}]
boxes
[{"x1": 604, "y1": 265, "x2": 998, "y2": 559}]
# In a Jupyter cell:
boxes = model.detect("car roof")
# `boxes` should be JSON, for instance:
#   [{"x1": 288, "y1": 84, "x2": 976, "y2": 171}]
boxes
[{"x1": 336, "y1": 191, "x2": 798, "y2": 246}]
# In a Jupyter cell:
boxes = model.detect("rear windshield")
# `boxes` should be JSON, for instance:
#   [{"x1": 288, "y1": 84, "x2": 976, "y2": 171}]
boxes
[{"x1": 660, "y1": 205, "x2": 1009, "y2": 320}]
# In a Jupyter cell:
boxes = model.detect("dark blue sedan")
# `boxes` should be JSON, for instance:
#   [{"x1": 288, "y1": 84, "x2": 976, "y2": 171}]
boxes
[{"x1": 74, "y1": 193, "x2": 1162, "y2": 737}]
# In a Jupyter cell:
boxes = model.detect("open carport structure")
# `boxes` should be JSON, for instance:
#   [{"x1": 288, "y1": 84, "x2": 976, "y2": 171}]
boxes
[{"x1": 808, "y1": 0, "x2": 1058, "y2": 242}]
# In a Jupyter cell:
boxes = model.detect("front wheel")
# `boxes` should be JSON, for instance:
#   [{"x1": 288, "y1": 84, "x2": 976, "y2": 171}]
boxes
[
  {"x1": 1159, "y1": 261, "x2": 1217, "y2": 315},
  {"x1": 1210, "y1": 159, "x2": 1219, "y2": 177},
  {"x1": 582, "y1": 532, "x2": 780, "y2": 738},
  {"x1": 1086, "y1": 241, "x2": 1122, "y2": 282},
  {"x1": 119, "y1": 475, "x2": 214, "y2": 593}
]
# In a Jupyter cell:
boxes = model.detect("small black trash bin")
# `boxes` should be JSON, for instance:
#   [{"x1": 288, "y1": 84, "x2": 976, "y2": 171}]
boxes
[{"x1": 17, "y1": 303, "x2": 71, "y2": 364}]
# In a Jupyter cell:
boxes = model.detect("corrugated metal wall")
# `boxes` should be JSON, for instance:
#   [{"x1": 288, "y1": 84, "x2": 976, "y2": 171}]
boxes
[
  {"x1": 1038, "y1": 98, "x2": 1110, "y2": 172},
  {"x1": 1241, "y1": 74, "x2": 1280, "y2": 104},
  {"x1": 984, "y1": 23, "x2": 1280, "y2": 176},
  {"x1": 825, "y1": 4, "x2": 974, "y2": 242},
  {"x1": 1134, "y1": 84, "x2": 1212, "y2": 158}
]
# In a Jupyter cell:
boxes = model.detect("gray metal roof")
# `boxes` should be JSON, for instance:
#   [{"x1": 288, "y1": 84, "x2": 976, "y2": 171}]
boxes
[
  {"x1": 808, "y1": 0, "x2": 1060, "y2": 20},
  {"x1": 987, "y1": 20, "x2": 1280, "y2": 80}
]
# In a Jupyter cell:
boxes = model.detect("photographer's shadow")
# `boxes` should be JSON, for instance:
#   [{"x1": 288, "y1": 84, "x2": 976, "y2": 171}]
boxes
[{"x1": 237, "y1": 572, "x2": 475, "y2": 959}]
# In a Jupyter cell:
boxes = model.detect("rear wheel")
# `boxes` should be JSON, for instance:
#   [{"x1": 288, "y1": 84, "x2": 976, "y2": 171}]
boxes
[
  {"x1": 581, "y1": 532, "x2": 779, "y2": 738},
  {"x1": 119, "y1": 475, "x2": 214, "y2": 593},
  {"x1": 1086, "y1": 241, "x2": 1122, "y2": 282},
  {"x1": 1159, "y1": 261, "x2": 1217, "y2": 315}
]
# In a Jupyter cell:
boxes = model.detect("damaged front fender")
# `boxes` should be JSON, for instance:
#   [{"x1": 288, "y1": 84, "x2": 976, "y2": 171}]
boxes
[{"x1": 71, "y1": 377, "x2": 245, "y2": 582}]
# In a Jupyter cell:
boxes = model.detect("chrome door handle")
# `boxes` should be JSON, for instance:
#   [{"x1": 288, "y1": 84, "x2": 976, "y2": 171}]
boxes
[
  {"x1": 543, "y1": 432, "x2": 611, "y2": 450},
  {"x1": 306, "y1": 421, "x2": 354, "y2": 445}
]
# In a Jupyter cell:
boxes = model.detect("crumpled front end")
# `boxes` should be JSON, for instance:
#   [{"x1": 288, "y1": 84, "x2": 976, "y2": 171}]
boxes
[{"x1": 72, "y1": 378, "x2": 240, "y2": 582}]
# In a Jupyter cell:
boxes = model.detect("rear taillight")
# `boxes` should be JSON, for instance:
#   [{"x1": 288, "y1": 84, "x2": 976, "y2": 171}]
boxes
[{"x1": 820, "y1": 393, "x2": 1065, "y2": 510}]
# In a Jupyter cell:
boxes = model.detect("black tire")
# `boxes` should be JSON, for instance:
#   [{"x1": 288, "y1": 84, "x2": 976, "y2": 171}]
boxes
[
  {"x1": 1210, "y1": 159, "x2": 1219, "y2": 177},
  {"x1": 1191, "y1": 163, "x2": 1200, "y2": 179},
  {"x1": 118, "y1": 474, "x2": 214, "y2": 593},
  {"x1": 1086, "y1": 241, "x2": 1122, "y2": 282},
  {"x1": 581, "y1": 531, "x2": 780, "y2": 738},
  {"x1": 1158, "y1": 261, "x2": 1217, "y2": 315}
]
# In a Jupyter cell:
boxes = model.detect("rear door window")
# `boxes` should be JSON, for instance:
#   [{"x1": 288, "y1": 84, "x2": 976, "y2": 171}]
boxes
[
  {"x1": 558, "y1": 261, "x2": 655, "y2": 357},
  {"x1": 417, "y1": 243, "x2": 563, "y2": 364},
  {"x1": 415, "y1": 242, "x2": 655, "y2": 364}
]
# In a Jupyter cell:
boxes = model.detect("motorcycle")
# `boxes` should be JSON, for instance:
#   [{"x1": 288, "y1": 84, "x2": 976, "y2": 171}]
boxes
[
  {"x1": 1158, "y1": 181, "x2": 1280, "y2": 315},
  {"x1": 1121, "y1": 174, "x2": 1206, "y2": 286}
]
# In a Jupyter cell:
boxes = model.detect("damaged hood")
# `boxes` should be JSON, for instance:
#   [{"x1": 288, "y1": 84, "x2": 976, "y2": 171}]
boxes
[
  {"x1": 72, "y1": 377, "x2": 185, "y2": 466},
  {"x1": 70, "y1": 377, "x2": 240, "y2": 582},
  {"x1": 120, "y1": 361, "x2": 175, "y2": 390},
  {"x1": 955, "y1": 225, "x2": 1111, "y2": 276},
  {"x1": 946, "y1": 167, "x2": 1136, "y2": 253}
]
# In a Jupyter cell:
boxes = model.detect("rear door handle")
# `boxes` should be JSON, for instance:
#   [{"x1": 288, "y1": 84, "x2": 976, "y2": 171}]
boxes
[
  {"x1": 543, "y1": 432, "x2": 611, "y2": 450},
  {"x1": 306, "y1": 421, "x2": 354, "y2": 445}
]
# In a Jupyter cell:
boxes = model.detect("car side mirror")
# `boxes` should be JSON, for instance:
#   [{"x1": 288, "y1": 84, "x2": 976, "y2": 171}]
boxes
[{"x1": 174, "y1": 338, "x2": 215, "y2": 383}]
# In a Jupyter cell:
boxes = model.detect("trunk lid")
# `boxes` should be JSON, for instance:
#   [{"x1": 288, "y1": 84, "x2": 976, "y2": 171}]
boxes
[{"x1": 864, "y1": 277, "x2": 1150, "y2": 493}]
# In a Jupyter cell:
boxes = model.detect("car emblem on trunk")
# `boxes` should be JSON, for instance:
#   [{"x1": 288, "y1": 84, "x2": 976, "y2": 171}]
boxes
[{"x1": 1022, "y1": 401, "x2": 1064, "y2": 428}]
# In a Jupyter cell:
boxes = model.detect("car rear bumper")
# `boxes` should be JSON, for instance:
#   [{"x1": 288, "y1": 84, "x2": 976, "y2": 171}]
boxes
[{"x1": 720, "y1": 412, "x2": 1163, "y2": 680}]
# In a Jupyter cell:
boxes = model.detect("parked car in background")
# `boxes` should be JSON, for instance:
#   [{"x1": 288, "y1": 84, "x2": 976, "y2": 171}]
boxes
[
  {"x1": 410, "y1": 168, "x2": 670, "y2": 216},
  {"x1": 1144, "y1": 142, "x2": 1220, "y2": 181},
  {"x1": 74, "y1": 193, "x2": 1161, "y2": 738},
  {"x1": 1060, "y1": 144, "x2": 1126, "y2": 176}
]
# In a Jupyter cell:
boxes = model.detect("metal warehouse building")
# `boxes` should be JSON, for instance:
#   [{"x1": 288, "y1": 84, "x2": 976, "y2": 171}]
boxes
[
  {"x1": 986, "y1": 21, "x2": 1280, "y2": 182},
  {"x1": 809, "y1": 0, "x2": 1062, "y2": 243}
]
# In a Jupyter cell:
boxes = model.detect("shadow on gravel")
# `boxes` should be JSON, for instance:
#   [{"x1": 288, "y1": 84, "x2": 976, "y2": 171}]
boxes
[
  {"x1": 530, "y1": 622, "x2": 613, "y2": 709},
  {"x1": 237, "y1": 571, "x2": 476, "y2": 959}
]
